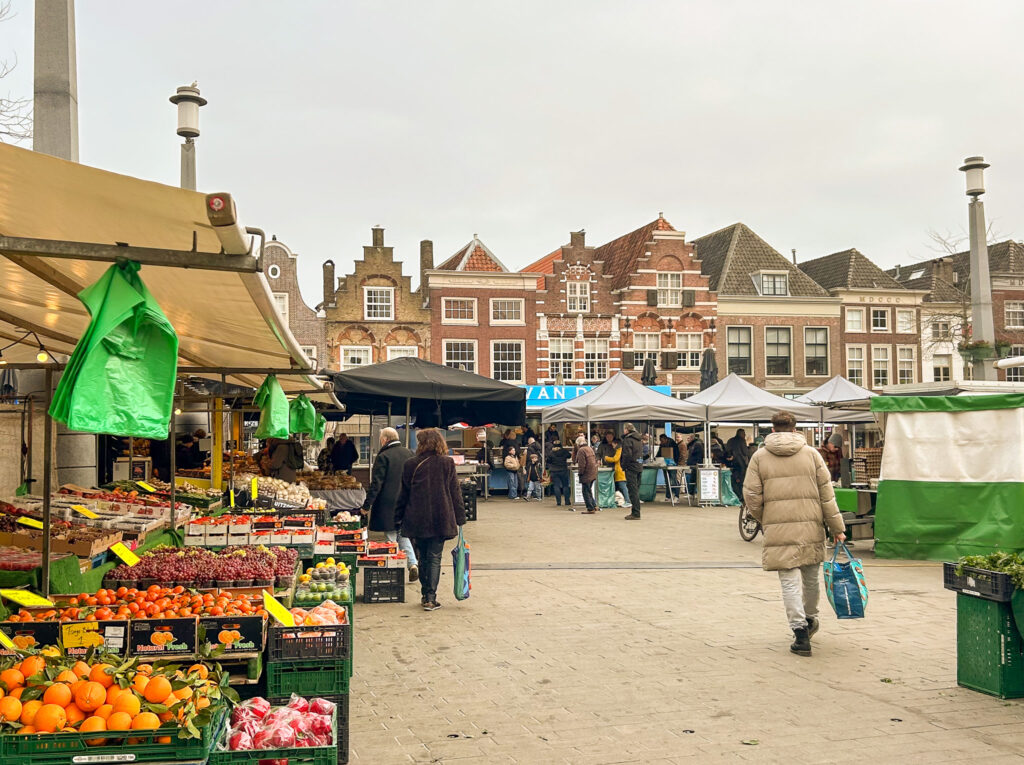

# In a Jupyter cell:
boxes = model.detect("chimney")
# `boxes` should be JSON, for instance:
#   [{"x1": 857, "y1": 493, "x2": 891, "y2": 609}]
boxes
[
  {"x1": 420, "y1": 240, "x2": 433, "y2": 291},
  {"x1": 791, "y1": 248, "x2": 797, "y2": 265},
  {"x1": 570, "y1": 230, "x2": 585, "y2": 248},
  {"x1": 322, "y1": 260, "x2": 336, "y2": 308},
  {"x1": 934, "y1": 257, "x2": 953, "y2": 284},
  {"x1": 894, "y1": 264, "x2": 900, "y2": 278},
  {"x1": 371, "y1": 226, "x2": 384, "y2": 247}
]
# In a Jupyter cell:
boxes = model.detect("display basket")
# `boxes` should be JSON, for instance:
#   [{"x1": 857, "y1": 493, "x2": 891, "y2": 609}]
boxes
[
  {"x1": 363, "y1": 566, "x2": 405, "y2": 603},
  {"x1": 208, "y1": 705, "x2": 338, "y2": 765},
  {"x1": 266, "y1": 658, "x2": 350, "y2": 698},
  {"x1": 943, "y1": 562, "x2": 1015, "y2": 602},
  {"x1": 268, "y1": 620, "x2": 351, "y2": 662}
]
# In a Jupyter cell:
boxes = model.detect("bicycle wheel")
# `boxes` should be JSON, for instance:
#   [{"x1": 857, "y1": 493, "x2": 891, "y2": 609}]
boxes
[{"x1": 738, "y1": 504, "x2": 761, "y2": 541}]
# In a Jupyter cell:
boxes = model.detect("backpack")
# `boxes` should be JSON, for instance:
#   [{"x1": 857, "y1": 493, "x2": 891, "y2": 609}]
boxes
[{"x1": 286, "y1": 441, "x2": 305, "y2": 471}]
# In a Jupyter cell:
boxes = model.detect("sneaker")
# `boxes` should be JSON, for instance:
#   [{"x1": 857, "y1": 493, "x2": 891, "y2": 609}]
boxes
[
  {"x1": 582, "y1": 509, "x2": 597, "y2": 514},
  {"x1": 423, "y1": 601, "x2": 442, "y2": 611},
  {"x1": 624, "y1": 513, "x2": 641, "y2": 520},
  {"x1": 806, "y1": 615, "x2": 819, "y2": 639},
  {"x1": 408, "y1": 565, "x2": 419, "y2": 584},
  {"x1": 790, "y1": 627, "x2": 811, "y2": 656}
]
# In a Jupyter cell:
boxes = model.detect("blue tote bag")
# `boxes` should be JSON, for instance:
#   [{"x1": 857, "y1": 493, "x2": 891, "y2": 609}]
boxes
[
  {"x1": 823, "y1": 541, "x2": 868, "y2": 619},
  {"x1": 452, "y1": 527, "x2": 471, "y2": 601}
]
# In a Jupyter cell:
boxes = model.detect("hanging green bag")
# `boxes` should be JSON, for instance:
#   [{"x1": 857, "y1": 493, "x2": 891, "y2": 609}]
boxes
[
  {"x1": 288, "y1": 393, "x2": 317, "y2": 435},
  {"x1": 311, "y1": 413, "x2": 326, "y2": 441},
  {"x1": 49, "y1": 261, "x2": 178, "y2": 438},
  {"x1": 254, "y1": 375, "x2": 289, "y2": 439}
]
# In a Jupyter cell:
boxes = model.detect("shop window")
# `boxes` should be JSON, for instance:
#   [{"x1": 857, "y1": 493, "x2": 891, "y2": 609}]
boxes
[
  {"x1": 444, "y1": 341, "x2": 476, "y2": 372},
  {"x1": 583, "y1": 338, "x2": 608, "y2": 380},
  {"x1": 491, "y1": 341, "x2": 524, "y2": 382},
  {"x1": 363, "y1": 287, "x2": 394, "y2": 320},
  {"x1": 804, "y1": 328, "x2": 829, "y2": 376},
  {"x1": 727, "y1": 327, "x2": 751, "y2": 375},
  {"x1": 677, "y1": 333, "x2": 702, "y2": 369},
  {"x1": 339, "y1": 346, "x2": 371, "y2": 370},
  {"x1": 765, "y1": 327, "x2": 791, "y2": 376}
]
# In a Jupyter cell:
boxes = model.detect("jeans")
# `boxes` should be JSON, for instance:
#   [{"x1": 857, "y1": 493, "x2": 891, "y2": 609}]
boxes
[
  {"x1": 507, "y1": 471, "x2": 519, "y2": 499},
  {"x1": 550, "y1": 471, "x2": 570, "y2": 505},
  {"x1": 614, "y1": 480, "x2": 629, "y2": 504},
  {"x1": 412, "y1": 536, "x2": 445, "y2": 604},
  {"x1": 385, "y1": 530, "x2": 417, "y2": 567},
  {"x1": 527, "y1": 480, "x2": 543, "y2": 499},
  {"x1": 625, "y1": 470, "x2": 641, "y2": 516},
  {"x1": 581, "y1": 479, "x2": 597, "y2": 511},
  {"x1": 778, "y1": 564, "x2": 821, "y2": 630}
]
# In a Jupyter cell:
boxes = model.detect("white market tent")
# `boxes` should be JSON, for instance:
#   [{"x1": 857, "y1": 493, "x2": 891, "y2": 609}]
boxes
[
  {"x1": 683, "y1": 373, "x2": 819, "y2": 422},
  {"x1": 795, "y1": 375, "x2": 876, "y2": 423},
  {"x1": 541, "y1": 372, "x2": 701, "y2": 423}
]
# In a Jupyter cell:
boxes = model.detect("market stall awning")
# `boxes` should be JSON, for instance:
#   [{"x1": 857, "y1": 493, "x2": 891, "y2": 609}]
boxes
[
  {"x1": 542, "y1": 372, "x2": 700, "y2": 423},
  {"x1": 328, "y1": 357, "x2": 525, "y2": 427},
  {"x1": 683, "y1": 373, "x2": 820, "y2": 422},
  {"x1": 0, "y1": 143, "x2": 324, "y2": 395},
  {"x1": 794, "y1": 375, "x2": 876, "y2": 423}
]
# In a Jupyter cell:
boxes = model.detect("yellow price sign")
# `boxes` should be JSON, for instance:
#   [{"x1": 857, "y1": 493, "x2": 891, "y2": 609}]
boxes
[
  {"x1": 229, "y1": 489, "x2": 236, "y2": 508},
  {"x1": 136, "y1": 481, "x2": 156, "y2": 493},
  {"x1": 17, "y1": 517, "x2": 43, "y2": 529},
  {"x1": 251, "y1": 477, "x2": 259, "y2": 499},
  {"x1": 262, "y1": 590, "x2": 294, "y2": 626},
  {"x1": 0, "y1": 589, "x2": 53, "y2": 607},
  {"x1": 110, "y1": 542, "x2": 141, "y2": 567},
  {"x1": 0, "y1": 630, "x2": 14, "y2": 650},
  {"x1": 71, "y1": 504, "x2": 99, "y2": 519}
]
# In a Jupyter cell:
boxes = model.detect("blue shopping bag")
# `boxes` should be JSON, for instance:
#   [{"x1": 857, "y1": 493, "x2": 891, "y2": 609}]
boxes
[
  {"x1": 452, "y1": 526, "x2": 471, "y2": 601},
  {"x1": 823, "y1": 541, "x2": 868, "y2": 619}
]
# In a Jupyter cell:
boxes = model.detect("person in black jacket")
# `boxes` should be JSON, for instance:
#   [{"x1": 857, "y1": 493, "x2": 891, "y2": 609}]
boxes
[
  {"x1": 596, "y1": 431, "x2": 617, "y2": 463},
  {"x1": 499, "y1": 429, "x2": 518, "y2": 457},
  {"x1": 621, "y1": 423, "x2": 644, "y2": 520},
  {"x1": 331, "y1": 433, "x2": 359, "y2": 473},
  {"x1": 394, "y1": 428, "x2": 466, "y2": 611},
  {"x1": 546, "y1": 439, "x2": 572, "y2": 507},
  {"x1": 362, "y1": 427, "x2": 418, "y2": 582}
]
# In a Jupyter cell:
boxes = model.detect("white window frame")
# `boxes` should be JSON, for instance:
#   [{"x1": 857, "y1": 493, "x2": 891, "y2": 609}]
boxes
[
  {"x1": 896, "y1": 309, "x2": 915, "y2": 334},
  {"x1": 548, "y1": 338, "x2": 574, "y2": 380},
  {"x1": 441, "y1": 297, "x2": 477, "y2": 325},
  {"x1": 758, "y1": 271, "x2": 789, "y2": 296},
  {"x1": 870, "y1": 308, "x2": 890, "y2": 333},
  {"x1": 491, "y1": 340, "x2": 525, "y2": 383},
  {"x1": 339, "y1": 345, "x2": 371, "y2": 371},
  {"x1": 804, "y1": 327, "x2": 829, "y2": 377},
  {"x1": 1008, "y1": 347, "x2": 1024, "y2": 382},
  {"x1": 847, "y1": 345, "x2": 866, "y2": 387},
  {"x1": 489, "y1": 298, "x2": 525, "y2": 326},
  {"x1": 846, "y1": 307, "x2": 865, "y2": 333},
  {"x1": 1006, "y1": 301, "x2": 1024, "y2": 329},
  {"x1": 582, "y1": 338, "x2": 608, "y2": 381},
  {"x1": 764, "y1": 326, "x2": 792, "y2": 377},
  {"x1": 932, "y1": 353, "x2": 952, "y2": 383},
  {"x1": 363, "y1": 286, "x2": 394, "y2": 321},
  {"x1": 656, "y1": 272, "x2": 683, "y2": 307},
  {"x1": 386, "y1": 345, "x2": 417, "y2": 360},
  {"x1": 567, "y1": 280, "x2": 591, "y2": 313},
  {"x1": 930, "y1": 320, "x2": 951, "y2": 341},
  {"x1": 897, "y1": 345, "x2": 916, "y2": 385},
  {"x1": 727, "y1": 326, "x2": 753, "y2": 376},
  {"x1": 872, "y1": 345, "x2": 890, "y2": 388},
  {"x1": 299, "y1": 345, "x2": 318, "y2": 363},
  {"x1": 272, "y1": 292, "x2": 289, "y2": 327},
  {"x1": 443, "y1": 339, "x2": 477, "y2": 373},
  {"x1": 632, "y1": 333, "x2": 661, "y2": 368},
  {"x1": 676, "y1": 333, "x2": 702, "y2": 369}
]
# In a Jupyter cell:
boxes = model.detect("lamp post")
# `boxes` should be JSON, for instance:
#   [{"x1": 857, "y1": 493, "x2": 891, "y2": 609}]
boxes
[
  {"x1": 169, "y1": 83, "x2": 207, "y2": 190},
  {"x1": 959, "y1": 156, "x2": 996, "y2": 381}
]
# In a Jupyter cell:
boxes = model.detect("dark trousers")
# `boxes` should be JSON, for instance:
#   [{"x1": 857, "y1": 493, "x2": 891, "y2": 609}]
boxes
[
  {"x1": 412, "y1": 537, "x2": 445, "y2": 603},
  {"x1": 625, "y1": 470, "x2": 642, "y2": 516},
  {"x1": 550, "y1": 471, "x2": 571, "y2": 505},
  {"x1": 581, "y1": 479, "x2": 597, "y2": 511}
]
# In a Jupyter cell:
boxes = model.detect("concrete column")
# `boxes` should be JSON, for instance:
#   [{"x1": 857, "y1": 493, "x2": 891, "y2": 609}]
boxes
[
  {"x1": 34, "y1": 0, "x2": 79, "y2": 161},
  {"x1": 968, "y1": 197, "x2": 997, "y2": 381}
]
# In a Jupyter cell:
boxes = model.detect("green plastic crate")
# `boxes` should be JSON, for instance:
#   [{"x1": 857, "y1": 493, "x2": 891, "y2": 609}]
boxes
[
  {"x1": 0, "y1": 705, "x2": 227, "y2": 764},
  {"x1": 267, "y1": 658, "x2": 351, "y2": 698},
  {"x1": 957, "y1": 593, "x2": 1024, "y2": 698},
  {"x1": 208, "y1": 706, "x2": 338, "y2": 765}
]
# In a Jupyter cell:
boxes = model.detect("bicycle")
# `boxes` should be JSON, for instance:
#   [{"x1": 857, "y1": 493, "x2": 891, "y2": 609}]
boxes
[{"x1": 738, "y1": 503, "x2": 762, "y2": 542}]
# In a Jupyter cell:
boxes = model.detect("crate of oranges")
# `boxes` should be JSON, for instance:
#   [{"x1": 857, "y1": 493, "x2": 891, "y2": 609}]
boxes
[{"x1": 0, "y1": 648, "x2": 235, "y2": 763}]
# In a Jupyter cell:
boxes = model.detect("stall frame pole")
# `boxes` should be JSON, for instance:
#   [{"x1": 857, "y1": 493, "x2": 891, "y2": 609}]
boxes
[
  {"x1": 41, "y1": 369, "x2": 53, "y2": 596},
  {"x1": 405, "y1": 397, "x2": 412, "y2": 448}
]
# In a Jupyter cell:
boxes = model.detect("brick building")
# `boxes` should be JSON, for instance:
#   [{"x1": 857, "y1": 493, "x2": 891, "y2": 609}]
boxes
[
  {"x1": 799, "y1": 248, "x2": 926, "y2": 391},
  {"x1": 319, "y1": 227, "x2": 432, "y2": 370},
  {"x1": 262, "y1": 238, "x2": 326, "y2": 367},
  {"x1": 424, "y1": 237, "x2": 540, "y2": 384}
]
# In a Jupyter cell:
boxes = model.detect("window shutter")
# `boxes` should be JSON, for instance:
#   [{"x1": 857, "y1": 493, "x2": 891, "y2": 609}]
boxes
[
  {"x1": 662, "y1": 351, "x2": 678, "y2": 370},
  {"x1": 683, "y1": 290, "x2": 696, "y2": 307},
  {"x1": 647, "y1": 290, "x2": 659, "y2": 306},
  {"x1": 621, "y1": 351, "x2": 635, "y2": 369}
]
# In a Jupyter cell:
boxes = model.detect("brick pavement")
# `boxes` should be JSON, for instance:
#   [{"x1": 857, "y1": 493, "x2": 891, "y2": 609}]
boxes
[{"x1": 347, "y1": 497, "x2": 1024, "y2": 764}]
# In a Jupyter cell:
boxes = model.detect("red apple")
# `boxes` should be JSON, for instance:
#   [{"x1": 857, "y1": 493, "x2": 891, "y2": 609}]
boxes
[
  {"x1": 309, "y1": 698, "x2": 335, "y2": 716},
  {"x1": 227, "y1": 731, "x2": 253, "y2": 751},
  {"x1": 286, "y1": 695, "x2": 310, "y2": 713},
  {"x1": 251, "y1": 728, "x2": 275, "y2": 750}
]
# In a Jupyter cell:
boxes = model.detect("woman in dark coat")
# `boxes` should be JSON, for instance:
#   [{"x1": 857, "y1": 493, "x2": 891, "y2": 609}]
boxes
[{"x1": 395, "y1": 428, "x2": 467, "y2": 611}]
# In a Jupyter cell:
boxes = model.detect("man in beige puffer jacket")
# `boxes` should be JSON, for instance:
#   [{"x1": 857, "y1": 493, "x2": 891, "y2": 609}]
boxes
[{"x1": 743, "y1": 411, "x2": 846, "y2": 656}]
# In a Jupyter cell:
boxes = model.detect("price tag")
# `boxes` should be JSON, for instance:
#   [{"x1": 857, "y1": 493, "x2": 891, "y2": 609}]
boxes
[
  {"x1": 0, "y1": 630, "x2": 14, "y2": 650},
  {"x1": 229, "y1": 490, "x2": 236, "y2": 508},
  {"x1": 71, "y1": 504, "x2": 99, "y2": 519},
  {"x1": 0, "y1": 589, "x2": 53, "y2": 607},
  {"x1": 110, "y1": 542, "x2": 141, "y2": 567},
  {"x1": 136, "y1": 481, "x2": 156, "y2": 493},
  {"x1": 262, "y1": 590, "x2": 294, "y2": 626},
  {"x1": 17, "y1": 517, "x2": 43, "y2": 529},
  {"x1": 251, "y1": 477, "x2": 259, "y2": 499}
]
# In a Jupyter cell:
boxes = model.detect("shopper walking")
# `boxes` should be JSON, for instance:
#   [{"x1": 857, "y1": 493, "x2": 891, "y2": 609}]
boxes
[
  {"x1": 362, "y1": 427, "x2": 419, "y2": 583},
  {"x1": 546, "y1": 439, "x2": 572, "y2": 509},
  {"x1": 525, "y1": 452, "x2": 544, "y2": 500},
  {"x1": 621, "y1": 423, "x2": 644, "y2": 520},
  {"x1": 743, "y1": 411, "x2": 846, "y2": 656},
  {"x1": 603, "y1": 437, "x2": 629, "y2": 505},
  {"x1": 394, "y1": 428, "x2": 466, "y2": 611},
  {"x1": 575, "y1": 436, "x2": 599, "y2": 513},
  {"x1": 726, "y1": 429, "x2": 751, "y2": 498},
  {"x1": 503, "y1": 447, "x2": 522, "y2": 500}
]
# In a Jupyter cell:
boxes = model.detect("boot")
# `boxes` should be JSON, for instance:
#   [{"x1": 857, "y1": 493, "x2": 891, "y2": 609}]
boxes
[
  {"x1": 790, "y1": 627, "x2": 811, "y2": 656},
  {"x1": 806, "y1": 615, "x2": 819, "y2": 639}
]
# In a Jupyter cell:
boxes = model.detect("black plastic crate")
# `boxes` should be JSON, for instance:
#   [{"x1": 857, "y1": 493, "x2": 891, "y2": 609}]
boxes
[
  {"x1": 943, "y1": 562, "x2": 1015, "y2": 602},
  {"x1": 363, "y1": 566, "x2": 405, "y2": 603},
  {"x1": 268, "y1": 620, "x2": 351, "y2": 662},
  {"x1": 462, "y1": 487, "x2": 478, "y2": 522}
]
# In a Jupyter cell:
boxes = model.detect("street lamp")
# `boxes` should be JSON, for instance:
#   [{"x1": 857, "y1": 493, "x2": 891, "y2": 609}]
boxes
[
  {"x1": 958, "y1": 156, "x2": 996, "y2": 380},
  {"x1": 169, "y1": 83, "x2": 207, "y2": 191}
]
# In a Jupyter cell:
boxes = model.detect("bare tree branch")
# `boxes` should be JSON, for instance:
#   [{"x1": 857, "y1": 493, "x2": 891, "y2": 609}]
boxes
[{"x1": 0, "y1": 0, "x2": 32, "y2": 143}]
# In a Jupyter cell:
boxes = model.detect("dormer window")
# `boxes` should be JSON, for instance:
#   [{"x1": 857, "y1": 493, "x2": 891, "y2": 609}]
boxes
[
  {"x1": 758, "y1": 272, "x2": 789, "y2": 296},
  {"x1": 567, "y1": 280, "x2": 590, "y2": 312},
  {"x1": 910, "y1": 269, "x2": 925, "y2": 280}
]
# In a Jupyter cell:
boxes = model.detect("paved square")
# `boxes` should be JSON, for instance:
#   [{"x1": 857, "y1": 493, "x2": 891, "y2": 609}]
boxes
[{"x1": 348, "y1": 497, "x2": 1024, "y2": 763}]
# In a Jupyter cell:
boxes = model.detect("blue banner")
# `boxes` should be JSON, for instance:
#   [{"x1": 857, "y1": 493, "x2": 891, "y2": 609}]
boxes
[{"x1": 523, "y1": 384, "x2": 671, "y2": 409}]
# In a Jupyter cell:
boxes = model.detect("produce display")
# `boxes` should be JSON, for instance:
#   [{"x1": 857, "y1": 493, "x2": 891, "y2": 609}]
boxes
[
  {"x1": 331, "y1": 511, "x2": 361, "y2": 524},
  {"x1": 294, "y1": 560, "x2": 351, "y2": 607},
  {"x1": 288, "y1": 599, "x2": 349, "y2": 627},
  {"x1": 297, "y1": 471, "x2": 362, "y2": 490},
  {"x1": 106, "y1": 546, "x2": 299, "y2": 589},
  {"x1": 186, "y1": 516, "x2": 315, "y2": 548},
  {"x1": 0, "y1": 547, "x2": 71, "y2": 571},
  {"x1": 222, "y1": 694, "x2": 335, "y2": 752},
  {"x1": 0, "y1": 512, "x2": 123, "y2": 559},
  {"x1": 4, "y1": 586, "x2": 267, "y2": 622}
]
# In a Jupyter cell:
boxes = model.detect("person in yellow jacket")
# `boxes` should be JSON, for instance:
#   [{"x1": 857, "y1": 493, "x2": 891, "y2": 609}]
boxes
[{"x1": 603, "y1": 437, "x2": 630, "y2": 505}]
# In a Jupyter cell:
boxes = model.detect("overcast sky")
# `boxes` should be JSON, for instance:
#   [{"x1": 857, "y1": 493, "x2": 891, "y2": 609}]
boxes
[{"x1": 4, "y1": 1, "x2": 1023, "y2": 308}]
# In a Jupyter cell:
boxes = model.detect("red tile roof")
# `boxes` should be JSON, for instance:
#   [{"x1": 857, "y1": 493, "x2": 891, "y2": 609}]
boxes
[
  {"x1": 594, "y1": 215, "x2": 676, "y2": 290},
  {"x1": 435, "y1": 237, "x2": 509, "y2": 272}
]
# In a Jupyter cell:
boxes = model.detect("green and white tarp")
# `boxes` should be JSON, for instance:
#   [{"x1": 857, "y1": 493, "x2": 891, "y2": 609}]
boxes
[{"x1": 873, "y1": 393, "x2": 1024, "y2": 560}]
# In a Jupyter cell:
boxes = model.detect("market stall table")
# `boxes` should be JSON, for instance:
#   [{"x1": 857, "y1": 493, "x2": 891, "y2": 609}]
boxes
[{"x1": 310, "y1": 488, "x2": 367, "y2": 512}]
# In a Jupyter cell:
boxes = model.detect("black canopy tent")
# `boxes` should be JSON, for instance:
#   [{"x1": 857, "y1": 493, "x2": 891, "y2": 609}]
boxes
[{"x1": 327, "y1": 357, "x2": 526, "y2": 447}]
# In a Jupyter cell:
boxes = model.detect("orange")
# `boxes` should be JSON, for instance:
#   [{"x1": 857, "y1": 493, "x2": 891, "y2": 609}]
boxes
[
  {"x1": 131, "y1": 674, "x2": 149, "y2": 695},
  {"x1": 106, "y1": 711, "x2": 132, "y2": 731},
  {"x1": 135, "y1": 664, "x2": 153, "y2": 676},
  {"x1": 20, "y1": 699, "x2": 42, "y2": 725},
  {"x1": 9, "y1": 687, "x2": 24, "y2": 700},
  {"x1": 33, "y1": 703, "x2": 67, "y2": 733},
  {"x1": 172, "y1": 686, "x2": 192, "y2": 701},
  {"x1": 17, "y1": 724, "x2": 35, "y2": 734},
  {"x1": 93, "y1": 704, "x2": 113, "y2": 721},
  {"x1": 43, "y1": 682, "x2": 72, "y2": 707},
  {"x1": 70, "y1": 679, "x2": 86, "y2": 697},
  {"x1": 81, "y1": 715, "x2": 106, "y2": 745},
  {"x1": 74, "y1": 681, "x2": 106, "y2": 712},
  {"x1": 194, "y1": 695, "x2": 210, "y2": 711},
  {"x1": 64, "y1": 703, "x2": 86, "y2": 725},
  {"x1": 105, "y1": 685, "x2": 125, "y2": 706},
  {"x1": 131, "y1": 711, "x2": 159, "y2": 730},
  {"x1": 54, "y1": 669, "x2": 78, "y2": 684},
  {"x1": 72, "y1": 661, "x2": 91, "y2": 679},
  {"x1": 0, "y1": 696, "x2": 22, "y2": 722},
  {"x1": 89, "y1": 664, "x2": 115, "y2": 689},
  {"x1": 187, "y1": 664, "x2": 208, "y2": 680},
  {"x1": 157, "y1": 710, "x2": 174, "y2": 722},
  {"x1": 142, "y1": 676, "x2": 171, "y2": 704},
  {"x1": 112, "y1": 692, "x2": 140, "y2": 717},
  {"x1": 18, "y1": 655, "x2": 46, "y2": 681},
  {"x1": 156, "y1": 735, "x2": 172, "y2": 744},
  {"x1": 0, "y1": 668, "x2": 25, "y2": 690}
]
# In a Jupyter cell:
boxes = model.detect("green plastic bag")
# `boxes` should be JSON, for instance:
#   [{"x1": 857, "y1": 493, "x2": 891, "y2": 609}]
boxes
[
  {"x1": 49, "y1": 261, "x2": 178, "y2": 438},
  {"x1": 288, "y1": 394, "x2": 317, "y2": 435},
  {"x1": 254, "y1": 375, "x2": 289, "y2": 439},
  {"x1": 311, "y1": 413, "x2": 326, "y2": 441}
]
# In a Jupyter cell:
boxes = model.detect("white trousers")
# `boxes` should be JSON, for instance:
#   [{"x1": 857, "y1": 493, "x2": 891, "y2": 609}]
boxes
[{"x1": 777, "y1": 564, "x2": 820, "y2": 630}]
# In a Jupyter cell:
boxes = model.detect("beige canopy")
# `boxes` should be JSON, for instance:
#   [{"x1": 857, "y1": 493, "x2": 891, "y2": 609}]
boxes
[{"x1": 0, "y1": 143, "x2": 324, "y2": 395}]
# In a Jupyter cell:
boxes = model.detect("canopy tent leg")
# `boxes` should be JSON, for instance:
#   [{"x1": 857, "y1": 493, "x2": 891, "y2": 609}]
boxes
[
  {"x1": 169, "y1": 394, "x2": 177, "y2": 515},
  {"x1": 211, "y1": 397, "x2": 224, "y2": 490},
  {"x1": 41, "y1": 368, "x2": 53, "y2": 596},
  {"x1": 405, "y1": 397, "x2": 411, "y2": 448}
]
